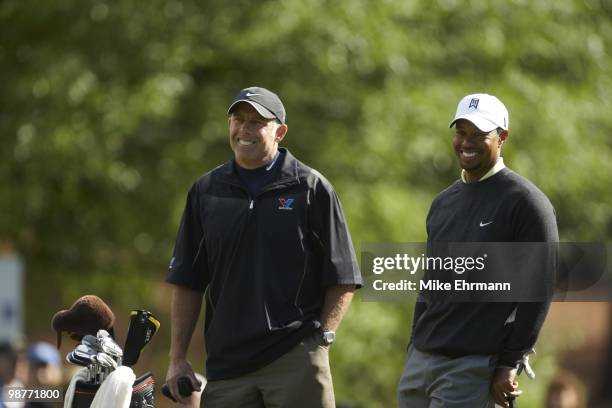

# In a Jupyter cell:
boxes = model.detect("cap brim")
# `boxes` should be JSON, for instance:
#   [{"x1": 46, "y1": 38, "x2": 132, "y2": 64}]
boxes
[
  {"x1": 227, "y1": 100, "x2": 276, "y2": 120},
  {"x1": 449, "y1": 114, "x2": 498, "y2": 132}
]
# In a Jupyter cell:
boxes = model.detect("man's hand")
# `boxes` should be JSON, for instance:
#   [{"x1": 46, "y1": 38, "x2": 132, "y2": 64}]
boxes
[
  {"x1": 165, "y1": 358, "x2": 201, "y2": 404},
  {"x1": 166, "y1": 286, "x2": 203, "y2": 403},
  {"x1": 491, "y1": 366, "x2": 522, "y2": 407}
]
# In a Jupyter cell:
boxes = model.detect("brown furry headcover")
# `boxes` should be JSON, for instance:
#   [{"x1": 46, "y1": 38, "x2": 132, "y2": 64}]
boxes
[{"x1": 51, "y1": 295, "x2": 115, "y2": 348}]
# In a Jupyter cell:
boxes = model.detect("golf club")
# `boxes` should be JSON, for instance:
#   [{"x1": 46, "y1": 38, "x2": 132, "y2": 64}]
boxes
[
  {"x1": 100, "y1": 336, "x2": 123, "y2": 360},
  {"x1": 123, "y1": 309, "x2": 160, "y2": 367},
  {"x1": 161, "y1": 376, "x2": 199, "y2": 402},
  {"x1": 72, "y1": 345, "x2": 97, "y2": 363},
  {"x1": 94, "y1": 352, "x2": 118, "y2": 369},
  {"x1": 66, "y1": 352, "x2": 90, "y2": 366},
  {"x1": 81, "y1": 334, "x2": 99, "y2": 349},
  {"x1": 97, "y1": 329, "x2": 110, "y2": 339}
]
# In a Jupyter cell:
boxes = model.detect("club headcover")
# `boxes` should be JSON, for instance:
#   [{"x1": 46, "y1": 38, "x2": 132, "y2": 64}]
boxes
[
  {"x1": 122, "y1": 310, "x2": 160, "y2": 367},
  {"x1": 52, "y1": 295, "x2": 115, "y2": 348}
]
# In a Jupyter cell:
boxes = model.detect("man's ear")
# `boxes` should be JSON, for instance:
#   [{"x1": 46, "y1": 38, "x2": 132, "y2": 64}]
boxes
[
  {"x1": 275, "y1": 124, "x2": 288, "y2": 143},
  {"x1": 499, "y1": 130, "x2": 509, "y2": 146}
]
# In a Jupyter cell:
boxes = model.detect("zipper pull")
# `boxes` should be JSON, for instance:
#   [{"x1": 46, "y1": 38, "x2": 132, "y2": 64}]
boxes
[{"x1": 247, "y1": 199, "x2": 254, "y2": 223}]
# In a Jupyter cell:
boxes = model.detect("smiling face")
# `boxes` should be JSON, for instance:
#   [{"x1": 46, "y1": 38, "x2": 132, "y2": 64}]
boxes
[
  {"x1": 452, "y1": 119, "x2": 508, "y2": 182},
  {"x1": 229, "y1": 103, "x2": 288, "y2": 169}
]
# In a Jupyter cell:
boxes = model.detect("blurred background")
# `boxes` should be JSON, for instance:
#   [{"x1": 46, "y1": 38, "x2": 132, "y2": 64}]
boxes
[{"x1": 1, "y1": 0, "x2": 611, "y2": 407}]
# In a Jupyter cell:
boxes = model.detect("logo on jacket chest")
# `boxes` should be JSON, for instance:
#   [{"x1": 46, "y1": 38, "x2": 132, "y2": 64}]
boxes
[{"x1": 278, "y1": 198, "x2": 294, "y2": 210}]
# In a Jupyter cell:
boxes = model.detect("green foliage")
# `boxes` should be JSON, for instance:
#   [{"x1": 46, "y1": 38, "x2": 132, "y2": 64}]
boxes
[{"x1": 2, "y1": 1, "x2": 611, "y2": 407}]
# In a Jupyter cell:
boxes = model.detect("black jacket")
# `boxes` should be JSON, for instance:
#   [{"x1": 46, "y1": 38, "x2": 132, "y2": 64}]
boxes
[{"x1": 167, "y1": 149, "x2": 361, "y2": 380}]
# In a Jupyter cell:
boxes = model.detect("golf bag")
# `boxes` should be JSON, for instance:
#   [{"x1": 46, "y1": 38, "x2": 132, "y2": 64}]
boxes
[{"x1": 59, "y1": 301, "x2": 160, "y2": 408}]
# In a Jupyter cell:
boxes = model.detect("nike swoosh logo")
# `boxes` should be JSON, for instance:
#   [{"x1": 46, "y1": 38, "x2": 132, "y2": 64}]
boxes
[
  {"x1": 246, "y1": 92, "x2": 260, "y2": 97},
  {"x1": 479, "y1": 221, "x2": 493, "y2": 227}
]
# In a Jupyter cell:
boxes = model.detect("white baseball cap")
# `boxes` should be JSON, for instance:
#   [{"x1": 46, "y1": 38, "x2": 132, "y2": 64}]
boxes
[{"x1": 449, "y1": 93, "x2": 509, "y2": 132}]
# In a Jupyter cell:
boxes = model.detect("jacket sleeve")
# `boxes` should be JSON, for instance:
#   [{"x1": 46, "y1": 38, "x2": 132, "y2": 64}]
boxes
[
  {"x1": 499, "y1": 192, "x2": 559, "y2": 367},
  {"x1": 165, "y1": 182, "x2": 209, "y2": 291},
  {"x1": 310, "y1": 176, "x2": 362, "y2": 288}
]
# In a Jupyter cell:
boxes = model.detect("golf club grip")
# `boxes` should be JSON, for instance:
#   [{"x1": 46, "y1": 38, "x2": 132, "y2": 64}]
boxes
[
  {"x1": 161, "y1": 384, "x2": 176, "y2": 402},
  {"x1": 161, "y1": 377, "x2": 196, "y2": 402},
  {"x1": 509, "y1": 396, "x2": 516, "y2": 408}
]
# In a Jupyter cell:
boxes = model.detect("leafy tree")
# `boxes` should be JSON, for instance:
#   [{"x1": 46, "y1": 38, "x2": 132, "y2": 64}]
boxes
[{"x1": 1, "y1": 1, "x2": 610, "y2": 406}]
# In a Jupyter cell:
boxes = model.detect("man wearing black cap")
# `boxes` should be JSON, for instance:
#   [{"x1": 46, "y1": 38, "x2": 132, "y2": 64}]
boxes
[
  {"x1": 165, "y1": 86, "x2": 362, "y2": 407},
  {"x1": 397, "y1": 94, "x2": 558, "y2": 408}
]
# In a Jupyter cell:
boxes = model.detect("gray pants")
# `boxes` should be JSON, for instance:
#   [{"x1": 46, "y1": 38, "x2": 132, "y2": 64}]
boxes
[
  {"x1": 397, "y1": 345, "x2": 497, "y2": 408},
  {"x1": 201, "y1": 331, "x2": 335, "y2": 408}
]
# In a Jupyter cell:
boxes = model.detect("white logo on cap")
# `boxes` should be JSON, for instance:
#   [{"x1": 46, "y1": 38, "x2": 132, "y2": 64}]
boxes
[
  {"x1": 449, "y1": 93, "x2": 509, "y2": 131},
  {"x1": 246, "y1": 92, "x2": 260, "y2": 97}
]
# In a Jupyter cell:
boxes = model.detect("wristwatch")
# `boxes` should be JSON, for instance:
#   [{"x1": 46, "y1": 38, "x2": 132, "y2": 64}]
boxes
[{"x1": 321, "y1": 330, "x2": 336, "y2": 346}]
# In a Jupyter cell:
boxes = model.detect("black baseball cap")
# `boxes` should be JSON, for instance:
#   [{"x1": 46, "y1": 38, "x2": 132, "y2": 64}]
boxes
[{"x1": 227, "y1": 86, "x2": 286, "y2": 124}]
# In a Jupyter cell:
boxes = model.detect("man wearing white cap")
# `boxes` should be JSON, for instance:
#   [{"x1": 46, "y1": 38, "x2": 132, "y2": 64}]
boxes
[{"x1": 397, "y1": 94, "x2": 558, "y2": 407}]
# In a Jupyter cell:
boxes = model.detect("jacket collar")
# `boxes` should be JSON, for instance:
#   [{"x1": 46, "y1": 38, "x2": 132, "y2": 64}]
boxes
[{"x1": 218, "y1": 148, "x2": 300, "y2": 189}]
